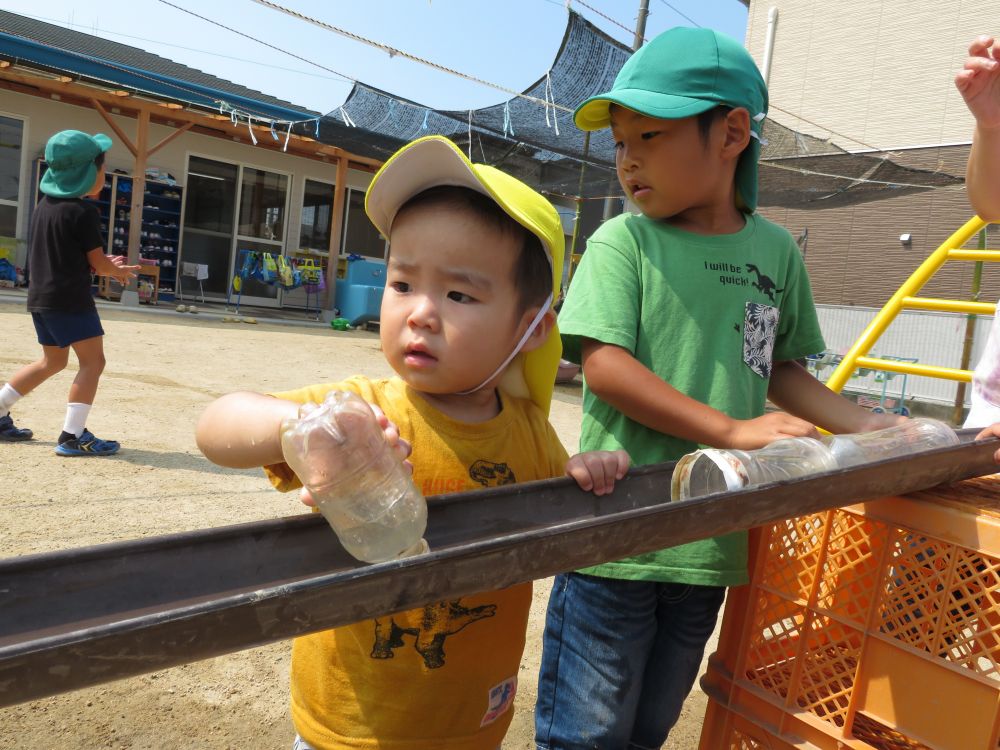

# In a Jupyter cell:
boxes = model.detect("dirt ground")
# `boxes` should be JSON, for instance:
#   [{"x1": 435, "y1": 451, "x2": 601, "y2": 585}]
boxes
[{"x1": 0, "y1": 298, "x2": 713, "y2": 749}]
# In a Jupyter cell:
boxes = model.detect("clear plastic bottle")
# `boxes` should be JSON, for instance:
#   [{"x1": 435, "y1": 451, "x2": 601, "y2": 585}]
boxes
[
  {"x1": 671, "y1": 418, "x2": 961, "y2": 501},
  {"x1": 671, "y1": 437, "x2": 837, "y2": 500},
  {"x1": 821, "y1": 417, "x2": 959, "y2": 469},
  {"x1": 280, "y1": 390, "x2": 428, "y2": 563}
]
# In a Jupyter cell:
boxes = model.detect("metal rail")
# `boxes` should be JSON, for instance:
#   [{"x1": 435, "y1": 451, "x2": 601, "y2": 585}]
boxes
[{"x1": 1, "y1": 431, "x2": 997, "y2": 707}]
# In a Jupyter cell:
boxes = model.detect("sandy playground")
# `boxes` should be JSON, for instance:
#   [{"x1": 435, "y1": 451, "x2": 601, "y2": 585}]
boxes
[{"x1": 0, "y1": 298, "x2": 713, "y2": 749}]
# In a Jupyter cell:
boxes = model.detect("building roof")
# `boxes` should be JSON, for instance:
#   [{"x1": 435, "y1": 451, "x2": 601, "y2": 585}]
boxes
[{"x1": 0, "y1": 10, "x2": 318, "y2": 123}]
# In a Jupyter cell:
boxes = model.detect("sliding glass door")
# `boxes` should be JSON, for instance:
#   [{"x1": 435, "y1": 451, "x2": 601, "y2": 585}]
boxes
[
  {"x1": 179, "y1": 156, "x2": 289, "y2": 307},
  {"x1": 180, "y1": 157, "x2": 238, "y2": 298}
]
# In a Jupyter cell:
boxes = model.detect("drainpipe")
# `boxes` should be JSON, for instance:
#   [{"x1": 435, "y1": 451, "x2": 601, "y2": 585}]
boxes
[{"x1": 761, "y1": 7, "x2": 779, "y2": 87}]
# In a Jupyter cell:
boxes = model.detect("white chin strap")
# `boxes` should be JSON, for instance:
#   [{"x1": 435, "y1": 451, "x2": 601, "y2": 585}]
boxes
[{"x1": 458, "y1": 292, "x2": 553, "y2": 396}]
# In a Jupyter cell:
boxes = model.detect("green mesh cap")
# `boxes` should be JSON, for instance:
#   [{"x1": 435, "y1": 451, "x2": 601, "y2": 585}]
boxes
[{"x1": 575, "y1": 27, "x2": 768, "y2": 211}]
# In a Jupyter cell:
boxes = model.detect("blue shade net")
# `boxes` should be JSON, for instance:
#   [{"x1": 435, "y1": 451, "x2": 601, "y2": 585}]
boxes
[
  {"x1": 297, "y1": 11, "x2": 964, "y2": 208},
  {"x1": 0, "y1": 8, "x2": 964, "y2": 208}
]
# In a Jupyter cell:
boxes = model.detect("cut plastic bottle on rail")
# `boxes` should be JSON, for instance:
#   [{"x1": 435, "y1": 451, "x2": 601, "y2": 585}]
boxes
[{"x1": 671, "y1": 418, "x2": 959, "y2": 501}]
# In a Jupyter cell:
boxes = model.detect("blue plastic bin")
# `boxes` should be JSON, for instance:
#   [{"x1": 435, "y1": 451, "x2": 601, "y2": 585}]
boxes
[{"x1": 334, "y1": 258, "x2": 386, "y2": 326}]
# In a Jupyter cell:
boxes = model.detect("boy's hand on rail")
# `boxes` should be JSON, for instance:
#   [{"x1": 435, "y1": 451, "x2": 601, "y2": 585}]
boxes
[
  {"x1": 975, "y1": 423, "x2": 1000, "y2": 463},
  {"x1": 566, "y1": 450, "x2": 631, "y2": 496},
  {"x1": 725, "y1": 412, "x2": 820, "y2": 450},
  {"x1": 856, "y1": 411, "x2": 908, "y2": 433}
]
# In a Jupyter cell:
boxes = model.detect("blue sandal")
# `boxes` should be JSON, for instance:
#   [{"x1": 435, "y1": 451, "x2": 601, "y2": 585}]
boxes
[{"x1": 0, "y1": 414, "x2": 32, "y2": 441}]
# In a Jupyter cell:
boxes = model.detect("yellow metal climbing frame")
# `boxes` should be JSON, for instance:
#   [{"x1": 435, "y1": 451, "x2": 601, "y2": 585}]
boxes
[{"x1": 825, "y1": 216, "x2": 998, "y2": 394}]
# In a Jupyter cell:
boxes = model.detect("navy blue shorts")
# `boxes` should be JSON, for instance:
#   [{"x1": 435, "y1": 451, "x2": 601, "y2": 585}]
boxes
[{"x1": 31, "y1": 309, "x2": 105, "y2": 348}]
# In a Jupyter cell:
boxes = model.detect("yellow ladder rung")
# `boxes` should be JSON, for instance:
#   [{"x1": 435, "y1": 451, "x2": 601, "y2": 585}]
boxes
[
  {"x1": 855, "y1": 356, "x2": 972, "y2": 383},
  {"x1": 901, "y1": 297, "x2": 997, "y2": 315},
  {"x1": 947, "y1": 249, "x2": 1000, "y2": 261}
]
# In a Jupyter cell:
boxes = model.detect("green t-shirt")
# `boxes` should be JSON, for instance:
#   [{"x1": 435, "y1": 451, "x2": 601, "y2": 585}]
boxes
[{"x1": 559, "y1": 212, "x2": 826, "y2": 586}]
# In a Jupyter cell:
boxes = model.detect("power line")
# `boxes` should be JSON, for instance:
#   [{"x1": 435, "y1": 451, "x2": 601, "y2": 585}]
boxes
[
  {"x1": 156, "y1": 0, "x2": 355, "y2": 85},
  {"x1": 570, "y1": 0, "x2": 645, "y2": 42},
  {"x1": 11, "y1": 11, "x2": 350, "y2": 84},
  {"x1": 249, "y1": 0, "x2": 574, "y2": 114},
  {"x1": 657, "y1": 0, "x2": 701, "y2": 28}
]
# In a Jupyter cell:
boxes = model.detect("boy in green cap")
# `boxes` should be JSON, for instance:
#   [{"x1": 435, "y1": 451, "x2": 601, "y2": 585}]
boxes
[
  {"x1": 0, "y1": 130, "x2": 138, "y2": 454},
  {"x1": 535, "y1": 27, "x2": 905, "y2": 748}
]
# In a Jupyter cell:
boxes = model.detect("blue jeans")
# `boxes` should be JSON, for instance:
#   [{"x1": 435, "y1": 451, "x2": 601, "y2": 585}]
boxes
[{"x1": 535, "y1": 572, "x2": 726, "y2": 750}]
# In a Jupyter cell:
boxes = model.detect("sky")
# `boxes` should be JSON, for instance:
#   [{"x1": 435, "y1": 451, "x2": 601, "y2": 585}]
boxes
[{"x1": 0, "y1": 0, "x2": 749, "y2": 115}]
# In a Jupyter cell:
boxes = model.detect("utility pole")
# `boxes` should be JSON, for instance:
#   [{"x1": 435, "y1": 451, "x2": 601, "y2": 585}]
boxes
[
  {"x1": 633, "y1": 0, "x2": 650, "y2": 51},
  {"x1": 600, "y1": 0, "x2": 650, "y2": 224}
]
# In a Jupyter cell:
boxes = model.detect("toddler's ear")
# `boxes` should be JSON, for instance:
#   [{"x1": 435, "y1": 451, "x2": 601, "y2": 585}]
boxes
[{"x1": 520, "y1": 308, "x2": 556, "y2": 353}]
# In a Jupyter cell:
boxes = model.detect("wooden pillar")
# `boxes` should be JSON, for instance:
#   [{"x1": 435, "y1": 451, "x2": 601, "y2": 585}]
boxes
[
  {"x1": 122, "y1": 109, "x2": 149, "y2": 306},
  {"x1": 323, "y1": 156, "x2": 349, "y2": 320}
]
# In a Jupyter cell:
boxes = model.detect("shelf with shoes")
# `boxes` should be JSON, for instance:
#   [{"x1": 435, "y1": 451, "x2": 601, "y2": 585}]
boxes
[{"x1": 110, "y1": 175, "x2": 184, "y2": 302}]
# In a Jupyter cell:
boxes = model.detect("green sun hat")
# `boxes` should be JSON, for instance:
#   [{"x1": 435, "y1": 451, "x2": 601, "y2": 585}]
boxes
[
  {"x1": 574, "y1": 27, "x2": 768, "y2": 211},
  {"x1": 40, "y1": 130, "x2": 113, "y2": 199}
]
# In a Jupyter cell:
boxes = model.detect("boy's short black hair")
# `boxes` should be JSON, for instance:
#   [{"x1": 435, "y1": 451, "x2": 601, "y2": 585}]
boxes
[
  {"x1": 696, "y1": 105, "x2": 733, "y2": 144},
  {"x1": 394, "y1": 185, "x2": 551, "y2": 313},
  {"x1": 94, "y1": 152, "x2": 106, "y2": 169}
]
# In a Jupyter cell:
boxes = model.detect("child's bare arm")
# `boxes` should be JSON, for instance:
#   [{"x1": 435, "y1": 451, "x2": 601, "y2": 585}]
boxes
[
  {"x1": 581, "y1": 339, "x2": 817, "y2": 451},
  {"x1": 86, "y1": 248, "x2": 140, "y2": 284},
  {"x1": 196, "y1": 392, "x2": 298, "y2": 469},
  {"x1": 956, "y1": 35, "x2": 1000, "y2": 220},
  {"x1": 565, "y1": 450, "x2": 630, "y2": 496},
  {"x1": 767, "y1": 360, "x2": 904, "y2": 434}
]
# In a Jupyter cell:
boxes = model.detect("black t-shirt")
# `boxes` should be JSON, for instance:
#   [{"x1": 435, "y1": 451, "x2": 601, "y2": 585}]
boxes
[{"x1": 27, "y1": 196, "x2": 104, "y2": 312}]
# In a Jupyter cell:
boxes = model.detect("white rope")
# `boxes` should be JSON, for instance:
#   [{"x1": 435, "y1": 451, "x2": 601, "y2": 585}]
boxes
[
  {"x1": 761, "y1": 160, "x2": 956, "y2": 190},
  {"x1": 544, "y1": 73, "x2": 560, "y2": 136},
  {"x1": 250, "y1": 0, "x2": 574, "y2": 114}
]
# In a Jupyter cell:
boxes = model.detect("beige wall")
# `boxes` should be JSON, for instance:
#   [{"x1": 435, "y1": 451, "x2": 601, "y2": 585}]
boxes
[
  {"x1": 757, "y1": 143, "x2": 1000, "y2": 307},
  {"x1": 746, "y1": 0, "x2": 989, "y2": 149},
  {"x1": 3, "y1": 90, "x2": 374, "y2": 267},
  {"x1": 744, "y1": 1, "x2": 999, "y2": 311}
]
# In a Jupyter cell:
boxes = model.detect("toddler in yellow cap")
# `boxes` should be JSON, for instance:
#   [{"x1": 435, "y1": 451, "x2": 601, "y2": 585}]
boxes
[{"x1": 196, "y1": 135, "x2": 628, "y2": 750}]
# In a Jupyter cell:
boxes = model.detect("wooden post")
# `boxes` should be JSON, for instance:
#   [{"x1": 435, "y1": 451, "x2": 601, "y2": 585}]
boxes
[
  {"x1": 323, "y1": 156, "x2": 349, "y2": 320},
  {"x1": 121, "y1": 109, "x2": 150, "y2": 306}
]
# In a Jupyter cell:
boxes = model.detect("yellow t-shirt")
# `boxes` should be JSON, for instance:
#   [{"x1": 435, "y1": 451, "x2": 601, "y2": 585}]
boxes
[{"x1": 264, "y1": 376, "x2": 569, "y2": 750}]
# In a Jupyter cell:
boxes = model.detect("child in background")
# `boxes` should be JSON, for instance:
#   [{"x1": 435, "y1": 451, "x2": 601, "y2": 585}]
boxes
[
  {"x1": 0, "y1": 130, "x2": 138, "y2": 455},
  {"x1": 535, "y1": 27, "x2": 909, "y2": 749},
  {"x1": 956, "y1": 34, "x2": 1000, "y2": 221},
  {"x1": 196, "y1": 135, "x2": 628, "y2": 750},
  {"x1": 956, "y1": 35, "x2": 1000, "y2": 428}
]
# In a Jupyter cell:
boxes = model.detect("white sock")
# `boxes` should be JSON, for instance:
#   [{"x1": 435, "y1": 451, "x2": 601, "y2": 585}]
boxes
[
  {"x1": 63, "y1": 403, "x2": 92, "y2": 438},
  {"x1": 0, "y1": 383, "x2": 22, "y2": 417}
]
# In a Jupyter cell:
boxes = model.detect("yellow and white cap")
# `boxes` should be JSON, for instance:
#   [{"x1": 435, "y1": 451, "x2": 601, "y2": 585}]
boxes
[{"x1": 366, "y1": 135, "x2": 564, "y2": 415}]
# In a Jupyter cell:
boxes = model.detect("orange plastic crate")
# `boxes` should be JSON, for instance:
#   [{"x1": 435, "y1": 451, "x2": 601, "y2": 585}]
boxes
[{"x1": 700, "y1": 476, "x2": 1000, "y2": 750}]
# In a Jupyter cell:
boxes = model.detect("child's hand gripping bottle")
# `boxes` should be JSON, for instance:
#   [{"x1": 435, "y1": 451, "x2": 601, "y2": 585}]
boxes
[{"x1": 280, "y1": 391, "x2": 429, "y2": 563}]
